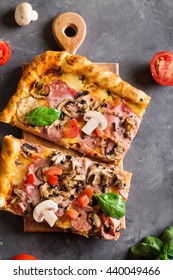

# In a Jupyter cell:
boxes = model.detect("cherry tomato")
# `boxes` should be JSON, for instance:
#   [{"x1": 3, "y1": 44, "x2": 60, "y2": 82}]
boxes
[
  {"x1": 64, "y1": 119, "x2": 80, "y2": 138},
  {"x1": 10, "y1": 254, "x2": 37, "y2": 260},
  {"x1": 26, "y1": 174, "x2": 34, "y2": 184},
  {"x1": 66, "y1": 209, "x2": 79, "y2": 220},
  {"x1": 45, "y1": 167, "x2": 63, "y2": 176},
  {"x1": 150, "y1": 51, "x2": 173, "y2": 86},
  {"x1": 0, "y1": 41, "x2": 11, "y2": 66},
  {"x1": 48, "y1": 175, "x2": 58, "y2": 185},
  {"x1": 80, "y1": 187, "x2": 93, "y2": 199},
  {"x1": 77, "y1": 194, "x2": 90, "y2": 207}
]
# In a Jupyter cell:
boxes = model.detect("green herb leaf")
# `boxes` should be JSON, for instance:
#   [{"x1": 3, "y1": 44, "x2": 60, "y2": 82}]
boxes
[
  {"x1": 157, "y1": 253, "x2": 169, "y2": 260},
  {"x1": 26, "y1": 107, "x2": 61, "y2": 126},
  {"x1": 131, "y1": 236, "x2": 163, "y2": 259},
  {"x1": 163, "y1": 239, "x2": 173, "y2": 258},
  {"x1": 94, "y1": 193, "x2": 125, "y2": 219},
  {"x1": 160, "y1": 226, "x2": 173, "y2": 244}
]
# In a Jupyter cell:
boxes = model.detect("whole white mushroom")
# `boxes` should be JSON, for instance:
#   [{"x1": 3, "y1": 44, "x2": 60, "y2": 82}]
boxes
[{"x1": 14, "y1": 2, "x2": 38, "y2": 26}]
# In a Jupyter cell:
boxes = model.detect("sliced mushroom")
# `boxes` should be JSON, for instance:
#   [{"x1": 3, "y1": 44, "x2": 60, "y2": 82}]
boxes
[
  {"x1": 30, "y1": 80, "x2": 48, "y2": 99},
  {"x1": 33, "y1": 200, "x2": 58, "y2": 227},
  {"x1": 88, "y1": 212, "x2": 101, "y2": 232},
  {"x1": 39, "y1": 182, "x2": 50, "y2": 199},
  {"x1": 82, "y1": 110, "x2": 108, "y2": 135},
  {"x1": 17, "y1": 97, "x2": 40, "y2": 123},
  {"x1": 121, "y1": 117, "x2": 136, "y2": 139}
]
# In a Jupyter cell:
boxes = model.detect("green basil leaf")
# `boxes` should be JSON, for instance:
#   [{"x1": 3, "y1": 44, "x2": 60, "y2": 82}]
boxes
[
  {"x1": 26, "y1": 107, "x2": 61, "y2": 126},
  {"x1": 94, "y1": 193, "x2": 125, "y2": 219},
  {"x1": 163, "y1": 239, "x2": 173, "y2": 258},
  {"x1": 143, "y1": 236, "x2": 163, "y2": 251},
  {"x1": 130, "y1": 236, "x2": 163, "y2": 259},
  {"x1": 161, "y1": 226, "x2": 173, "y2": 245},
  {"x1": 157, "y1": 253, "x2": 169, "y2": 260}
]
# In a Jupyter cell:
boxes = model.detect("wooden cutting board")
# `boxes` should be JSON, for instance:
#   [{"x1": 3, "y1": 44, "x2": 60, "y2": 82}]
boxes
[{"x1": 23, "y1": 12, "x2": 120, "y2": 232}]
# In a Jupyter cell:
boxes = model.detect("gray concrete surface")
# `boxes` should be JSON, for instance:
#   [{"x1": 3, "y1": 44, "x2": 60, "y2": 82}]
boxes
[{"x1": 0, "y1": 0, "x2": 173, "y2": 260}]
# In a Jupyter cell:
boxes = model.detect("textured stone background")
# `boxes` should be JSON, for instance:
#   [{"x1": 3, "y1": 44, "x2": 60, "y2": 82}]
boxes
[{"x1": 0, "y1": 0, "x2": 173, "y2": 260}]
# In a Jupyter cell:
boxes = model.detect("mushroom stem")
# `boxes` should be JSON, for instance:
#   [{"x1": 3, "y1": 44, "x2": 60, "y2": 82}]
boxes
[
  {"x1": 42, "y1": 209, "x2": 58, "y2": 227},
  {"x1": 31, "y1": 10, "x2": 38, "y2": 22},
  {"x1": 82, "y1": 118, "x2": 98, "y2": 135}
]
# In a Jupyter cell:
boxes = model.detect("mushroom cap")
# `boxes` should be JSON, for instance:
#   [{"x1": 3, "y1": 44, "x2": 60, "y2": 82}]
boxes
[
  {"x1": 14, "y1": 2, "x2": 37, "y2": 26},
  {"x1": 33, "y1": 200, "x2": 58, "y2": 223},
  {"x1": 84, "y1": 110, "x2": 107, "y2": 130}
]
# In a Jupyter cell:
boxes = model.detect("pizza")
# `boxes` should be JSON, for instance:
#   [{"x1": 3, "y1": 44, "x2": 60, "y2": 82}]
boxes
[
  {"x1": 0, "y1": 51, "x2": 150, "y2": 165},
  {"x1": 0, "y1": 135, "x2": 132, "y2": 240}
]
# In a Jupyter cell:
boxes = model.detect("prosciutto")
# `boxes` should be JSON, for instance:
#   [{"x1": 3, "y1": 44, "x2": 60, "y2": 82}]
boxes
[
  {"x1": 101, "y1": 214, "x2": 121, "y2": 240},
  {"x1": 46, "y1": 80, "x2": 78, "y2": 108}
]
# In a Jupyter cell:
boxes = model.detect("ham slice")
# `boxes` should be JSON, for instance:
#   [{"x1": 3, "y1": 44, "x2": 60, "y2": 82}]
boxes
[
  {"x1": 101, "y1": 214, "x2": 121, "y2": 240},
  {"x1": 46, "y1": 80, "x2": 78, "y2": 108}
]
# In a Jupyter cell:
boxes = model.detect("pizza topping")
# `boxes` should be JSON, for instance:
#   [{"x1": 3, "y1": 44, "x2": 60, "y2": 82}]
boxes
[
  {"x1": 33, "y1": 200, "x2": 58, "y2": 227},
  {"x1": 17, "y1": 97, "x2": 40, "y2": 123},
  {"x1": 22, "y1": 142, "x2": 38, "y2": 155},
  {"x1": 82, "y1": 110, "x2": 108, "y2": 135},
  {"x1": 121, "y1": 117, "x2": 136, "y2": 139},
  {"x1": 28, "y1": 158, "x2": 47, "y2": 186},
  {"x1": 87, "y1": 212, "x2": 101, "y2": 233},
  {"x1": 22, "y1": 184, "x2": 40, "y2": 205},
  {"x1": 101, "y1": 214, "x2": 121, "y2": 240},
  {"x1": 66, "y1": 209, "x2": 79, "y2": 220},
  {"x1": 30, "y1": 80, "x2": 48, "y2": 99},
  {"x1": 26, "y1": 107, "x2": 61, "y2": 126},
  {"x1": 64, "y1": 119, "x2": 80, "y2": 138},
  {"x1": 46, "y1": 80, "x2": 78, "y2": 108},
  {"x1": 94, "y1": 193, "x2": 126, "y2": 219},
  {"x1": 26, "y1": 173, "x2": 34, "y2": 184},
  {"x1": 70, "y1": 201, "x2": 92, "y2": 233}
]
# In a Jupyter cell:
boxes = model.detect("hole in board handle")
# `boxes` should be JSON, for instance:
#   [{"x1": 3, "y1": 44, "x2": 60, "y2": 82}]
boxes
[{"x1": 64, "y1": 24, "x2": 77, "y2": 37}]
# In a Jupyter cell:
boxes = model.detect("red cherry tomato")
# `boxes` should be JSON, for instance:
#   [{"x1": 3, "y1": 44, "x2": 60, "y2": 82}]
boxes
[
  {"x1": 10, "y1": 254, "x2": 37, "y2": 260},
  {"x1": 150, "y1": 51, "x2": 173, "y2": 86},
  {"x1": 0, "y1": 41, "x2": 11, "y2": 66}
]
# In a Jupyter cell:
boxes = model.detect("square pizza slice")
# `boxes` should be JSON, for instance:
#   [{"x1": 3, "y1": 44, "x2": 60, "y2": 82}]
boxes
[
  {"x1": 0, "y1": 135, "x2": 132, "y2": 240},
  {"x1": 0, "y1": 51, "x2": 150, "y2": 165}
]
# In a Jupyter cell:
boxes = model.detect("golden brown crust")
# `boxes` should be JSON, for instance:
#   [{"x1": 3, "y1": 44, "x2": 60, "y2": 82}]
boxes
[
  {"x1": 62, "y1": 54, "x2": 151, "y2": 117},
  {"x1": 0, "y1": 51, "x2": 150, "y2": 126},
  {"x1": 0, "y1": 135, "x2": 21, "y2": 208}
]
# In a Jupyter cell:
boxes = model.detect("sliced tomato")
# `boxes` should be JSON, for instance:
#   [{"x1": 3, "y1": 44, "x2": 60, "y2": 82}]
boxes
[
  {"x1": 95, "y1": 128, "x2": 104, "y2": 138},
  {"x1": 66, "y1": 209, "x2": 79, "y2": 220},
  {"x1": 45, "y1": 167, "x2": 62, "y2": 176},
  {"x1": 26, "y1": 173, "x2": 34, "y2": 184},
  {"x1": 31, "y1": 152, "x2": 44, "y2": 160},
  {"x1": 80, "y1": 187, "x2": 93, "y2": 199},
  {"x1": 48, "y1": 175, "x2": 58, "y2": 185},
  {"x1": 0, "y1": 41, "x2": 11, "y2": 66},
  {"x1": 69, "y1": 119, "x2": 78, "y2": 127},
  {"x1": 10, "y1": 254, "x2": 37, "y2": 260},
  {"x1": 150, "y1": 51, "x2": 173, "y2": 86},
  {"x1": 77, "y1": 194, "x2": 90, "y2": 208},
  {"x1": 64, "y1": 119, "x2": 80, "y2": 138}
]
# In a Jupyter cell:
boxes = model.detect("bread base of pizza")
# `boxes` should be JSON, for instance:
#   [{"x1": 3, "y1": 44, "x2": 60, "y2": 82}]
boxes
[
  {"x1": 0, "y1": 135, "x2": 132, "y2": 240},
  {"x1": 0, "y1": 51, "x2": 150, "y2": 165}
]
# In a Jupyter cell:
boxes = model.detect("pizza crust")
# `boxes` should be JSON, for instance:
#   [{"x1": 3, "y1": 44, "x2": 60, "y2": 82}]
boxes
[{"x1": 0, "y1": 135, "x2": 21, "y2": 208}]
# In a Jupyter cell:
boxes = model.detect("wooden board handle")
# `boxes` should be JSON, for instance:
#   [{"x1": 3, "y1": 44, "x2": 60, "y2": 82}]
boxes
[{"x1": 52, "y1": 12, "x2": 86, "y2": 54}]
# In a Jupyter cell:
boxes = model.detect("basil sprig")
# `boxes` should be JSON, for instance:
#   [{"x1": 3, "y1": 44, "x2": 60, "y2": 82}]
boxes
[
  {"x1": 130, "y1": 226, "x2": 173, "y2": 260},
  {"x1": 26, "y1": 107, "x2": 61, "y2": 126},
  {"x1": 94, "y1": 193, "x2": 125, "y2": 219}
]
